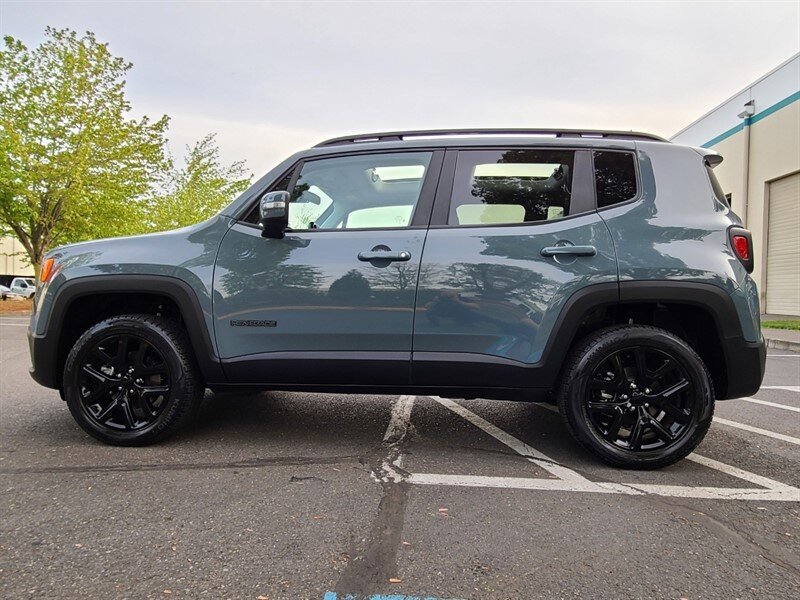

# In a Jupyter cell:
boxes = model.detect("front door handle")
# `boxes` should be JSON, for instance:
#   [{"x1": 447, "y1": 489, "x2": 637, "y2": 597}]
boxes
[
  {"x1": 540, "y1": 245, "x2": 597, "y2": 257},
  {"x1": 358, "y1": 250, "x2": 412, "y2": 262}
]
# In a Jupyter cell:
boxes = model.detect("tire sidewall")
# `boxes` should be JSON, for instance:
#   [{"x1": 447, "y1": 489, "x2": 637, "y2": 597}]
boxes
[
  {"x1": 563, "y1": 328, "x2": 714, "y2": 468},
  {"x1": 64, "y1": 318, "x2": 190, "y2": 445}
]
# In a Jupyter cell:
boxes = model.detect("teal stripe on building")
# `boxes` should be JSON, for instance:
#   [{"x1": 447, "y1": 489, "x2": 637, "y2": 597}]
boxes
[{"x1": 702, "y1": 91, "x2": 800, "y2": 148}]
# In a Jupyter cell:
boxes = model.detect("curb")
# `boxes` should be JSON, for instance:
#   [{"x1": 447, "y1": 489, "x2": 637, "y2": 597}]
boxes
[{"x1": 765, "y1": 337, "x2": 800, "y2": 353}]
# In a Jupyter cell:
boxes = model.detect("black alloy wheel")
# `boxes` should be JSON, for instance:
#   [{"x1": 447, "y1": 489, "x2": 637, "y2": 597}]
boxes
[
  {"x1": 78, "y1": 334, "x2": 171, "y2": 431},
  {"x1": 558, "y1": 325, "x2": 715, "y2": 469},
  {"x1": 63, "y1": 315, "x2": 203, "y2": 446},
  {"x1": 586, "y1": 346, "x2": 693, "y2": 452}
]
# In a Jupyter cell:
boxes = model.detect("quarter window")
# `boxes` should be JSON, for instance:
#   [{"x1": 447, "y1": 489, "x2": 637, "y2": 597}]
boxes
[
  {"x1": 449, "y1": 150, "x2": 575, "y2": 226},
  {"x1": 594, "y1": 151, "x2": 637, "y2": 208}
]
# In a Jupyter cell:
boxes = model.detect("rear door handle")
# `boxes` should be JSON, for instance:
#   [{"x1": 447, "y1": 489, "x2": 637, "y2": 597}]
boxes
[
  {"x1": 358, "y1": 250, "x2": 412, "y2": 262},
  {"x1": 540, "y1": 245, "x2": 597, "y2": 257}
]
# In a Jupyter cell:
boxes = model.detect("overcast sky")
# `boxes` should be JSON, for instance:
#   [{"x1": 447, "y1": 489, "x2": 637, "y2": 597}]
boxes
[{"x1": 2, "y1": 1, "x2": 799, "y2": 175}]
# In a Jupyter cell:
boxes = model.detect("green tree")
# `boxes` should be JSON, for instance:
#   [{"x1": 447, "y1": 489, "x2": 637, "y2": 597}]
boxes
[
  {"x1": 0, "y1": 28, "x2": 169, "y2": 275},
  {"x1": 148, "y1": 133, "x2": 251, "y2": 231}
]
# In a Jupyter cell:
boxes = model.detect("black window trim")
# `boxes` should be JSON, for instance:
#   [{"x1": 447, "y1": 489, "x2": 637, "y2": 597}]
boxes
[
  {"x1": 427, "y1": 147, "x2": 597, "y2": 229},
  {"x1": 236, "y1": 148, "x2": 445, "y2": 232}
]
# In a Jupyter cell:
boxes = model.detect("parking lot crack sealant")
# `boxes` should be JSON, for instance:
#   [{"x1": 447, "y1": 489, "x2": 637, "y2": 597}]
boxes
[{"x1": 334, "y1": 396, "x2": 416, "y2": 598}]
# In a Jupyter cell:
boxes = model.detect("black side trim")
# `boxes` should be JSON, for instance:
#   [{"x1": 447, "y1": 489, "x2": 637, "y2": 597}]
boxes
[
  {"x1": 29, "y1": 275, "x2": 223, "y2": 389},
  {"x1": 221, "y1": 351, "x2": 410, "y2": 386}
]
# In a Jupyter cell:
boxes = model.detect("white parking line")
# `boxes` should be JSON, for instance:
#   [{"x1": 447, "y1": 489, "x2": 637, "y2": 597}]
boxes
[
  {"x1": 740, "y1": 397, "x2": 800, "y2": 413},
  {"x1": 414, "y1": 399, "x2": 800, "y2": 501},
  {"x1": 0, "y1": 323, "x2": 27, "y2": 327},
  {"x1": 685, "y1": 453, "x2": 795, "y2": 490},
  {"x1": 432, "y1": 396, "x2": 592, "y2": 484},
  {"x1": 760, "y1": 386, "x2": 800, "y2": 393},
  {"x1": 713, "y1": 417, "x2": 800, "y2": 445}
]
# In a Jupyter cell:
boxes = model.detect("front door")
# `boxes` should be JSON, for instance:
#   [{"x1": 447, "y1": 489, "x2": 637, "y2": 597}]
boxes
[
  {"x1": 413, "y1": 147, "x2": 618, "y2": 387},
  {"x1": 213, "y1": 150, "x2": 442, "y2": 385}
]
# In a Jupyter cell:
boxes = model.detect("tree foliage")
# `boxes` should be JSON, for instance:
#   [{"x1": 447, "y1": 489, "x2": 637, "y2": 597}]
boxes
[
  {"x1": 0, "y1": 28, "x2": 170, "y2": 273},
  {"x1": 148, "y1": 134, "x2": 251, "y2": 232}
]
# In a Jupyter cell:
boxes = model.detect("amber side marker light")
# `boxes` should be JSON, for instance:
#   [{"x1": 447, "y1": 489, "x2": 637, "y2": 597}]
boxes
[{"x1": 40, "y1": 258, "x2": 56, "y2": 283}]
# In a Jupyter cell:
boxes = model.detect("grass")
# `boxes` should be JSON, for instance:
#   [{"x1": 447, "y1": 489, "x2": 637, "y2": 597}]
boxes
[{"x1": 762, "y1": 320, "x2": 800, "y2": 331}]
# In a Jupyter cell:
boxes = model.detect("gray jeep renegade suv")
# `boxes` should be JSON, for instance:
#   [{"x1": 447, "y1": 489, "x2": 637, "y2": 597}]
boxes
[{"x1": 28, "y1": 128, "x2": 766, "y2": 468}]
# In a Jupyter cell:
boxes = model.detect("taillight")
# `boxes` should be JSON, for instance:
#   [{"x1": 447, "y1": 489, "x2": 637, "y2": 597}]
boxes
[
  {"x1": 732, "y1": 235, "x2": 750, "y2": 260},
  {"x1": 40, "y1": 257, "x2": 56, "y2": 283},
  {"x1": 729, "y1": 227, "x2": 754, "y2": 273}
]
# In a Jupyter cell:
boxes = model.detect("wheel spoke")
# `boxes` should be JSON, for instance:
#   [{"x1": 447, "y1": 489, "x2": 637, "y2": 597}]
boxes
[
  {"x1": 133, "y1": 341, "x2": 148, "y2": 370},
  {"x1": 633, "y1": 347, "x2": 648, "y2": 380},
  {"x1": 612, "y1": 354, "x2": 626, "y2": 381},
  {"x1": 82, "y1": 365, "x2": 110, "y2": 385},
  {"x1": 95, "y1": 398, "x2": 119, "y2": 422},
  {"x1": 139, "y1": 385, "x2": 169, "y2": 397},
  {"x1": 120, "y1": 401, "x2": 136, "y2": 430},
  {"x1": 651, "y1": 400, "x2": 691, "y2": 424},
  {"x1": 588, "y1": 400, "x2": 627, "y2": 412},
  {"x1": 660, "y1": 378, "x2": 689, "y2": 399},
  {"x1": 114, "y1": 336, "x2": 130, "y2": 368},
  {"x1": 648, "y1": 358, "x2": 674, "y2": 380},
  {"x1": 132, "y1": 394, "x2": 153, "y2": 418},
  {"x1": 647, "y1": 415, "x2": 675, "y2": 442},
  {"x1": 628, "y1": 415, "x2": 645, "y2": 451},
  {"x1": 90, "y1": 348, "x2": 115, "y2": 368},
  {"x1": 603, "y1": 410, "x2": 624, "y2": 441}
]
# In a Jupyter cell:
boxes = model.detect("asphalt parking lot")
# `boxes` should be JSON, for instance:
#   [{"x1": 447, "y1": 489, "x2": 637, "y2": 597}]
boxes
[{"x1": 1, "y1": 315, "x2": 799, "y2": 599}]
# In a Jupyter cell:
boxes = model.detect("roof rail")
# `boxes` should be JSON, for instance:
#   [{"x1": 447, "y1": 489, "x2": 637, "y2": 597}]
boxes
[{"x1": 314, "y1": 128, "x2": 668, "y2": 147}]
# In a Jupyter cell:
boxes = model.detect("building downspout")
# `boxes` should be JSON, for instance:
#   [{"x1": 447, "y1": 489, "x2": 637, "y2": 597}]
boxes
[{"x1": 738, "y1": 100, "x2": 755, "y2": 227}]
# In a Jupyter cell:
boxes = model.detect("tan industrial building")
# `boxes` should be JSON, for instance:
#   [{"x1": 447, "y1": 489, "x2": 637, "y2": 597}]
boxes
[
  {"x1": 0, "y1": 235, "x2": 34, "y2": 285},
  {"x1": 672, "y1": 53, "x2": 800, "y2": 316}
]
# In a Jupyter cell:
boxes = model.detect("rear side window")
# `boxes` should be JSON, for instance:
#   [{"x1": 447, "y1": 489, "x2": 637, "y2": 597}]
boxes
[
  {"x1": 449, "y1": 149, "x2": 575, "y2": 225},
  {"x1": 593, "y1": 151, "x2": 637, "y2": 208}
]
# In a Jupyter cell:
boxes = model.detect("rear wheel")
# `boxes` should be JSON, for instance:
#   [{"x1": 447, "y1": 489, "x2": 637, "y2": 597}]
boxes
[
  {"x1": 63, "y1": 315, "x2": 203, "y2": 446},
  {"x1": 557, "y1": 325, "x2": 714, "y2": 469}
]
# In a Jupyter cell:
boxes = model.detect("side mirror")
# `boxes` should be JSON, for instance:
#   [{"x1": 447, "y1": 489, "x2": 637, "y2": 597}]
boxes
[{"x1": 259, "y1": 191, "x2": 290, "y2": 238}]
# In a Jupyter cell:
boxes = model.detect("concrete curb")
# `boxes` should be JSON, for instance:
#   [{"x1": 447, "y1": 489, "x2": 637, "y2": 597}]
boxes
[{"x1": 765, "y1": 337, "x2": 800, "y2": 353}]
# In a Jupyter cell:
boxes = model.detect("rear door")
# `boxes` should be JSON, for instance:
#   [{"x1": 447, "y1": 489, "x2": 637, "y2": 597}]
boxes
[
  {"x1": 213, "y1": 150, "x2": 443, "y2": 385},
  {"x1": 412, "y1": 147, "x2": 618, "y2": 387}
]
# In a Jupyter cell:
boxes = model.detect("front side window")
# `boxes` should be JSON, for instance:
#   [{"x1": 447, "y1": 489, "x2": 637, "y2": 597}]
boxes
[
  {"x1": 449, "y1": 149, "x2": 575, "y2": 226},
  {"x1": 287, "y1": 152, "x2": 432, "y2": 230},
  {"x1": 594, "y1": 151, "x2": 638, "y2": 208}
]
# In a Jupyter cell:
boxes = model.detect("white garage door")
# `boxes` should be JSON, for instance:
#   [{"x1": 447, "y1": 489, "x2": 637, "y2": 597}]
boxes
[{"x1": 766, "y1": 172, "x2": 800, "y2": 316}]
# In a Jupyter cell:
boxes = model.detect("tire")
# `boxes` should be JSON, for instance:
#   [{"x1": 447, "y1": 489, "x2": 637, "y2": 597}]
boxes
[
  {"x1": 557, "y1": 325, "x2": 714, "y2": 469},
  {"x1": 63, "y1": 314, "x2": 203, "y2": 446}
]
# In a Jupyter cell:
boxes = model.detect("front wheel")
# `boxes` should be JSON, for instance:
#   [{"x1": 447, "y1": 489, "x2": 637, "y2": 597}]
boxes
[
  {"x1": 63, "y1": 315, "x2": 203, "y2": 446},
  {"x1": 557, "y1": 325, "x2": 714, "y2": 469}
]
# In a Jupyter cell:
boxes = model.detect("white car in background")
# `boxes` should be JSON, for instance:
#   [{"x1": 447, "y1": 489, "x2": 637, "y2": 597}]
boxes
[
  {"x1": 9, "y1": 277, "x2": 36, "y2": 299},
  {"x1": 0, "y1": 284, "x2": 10, "y2": 300}
]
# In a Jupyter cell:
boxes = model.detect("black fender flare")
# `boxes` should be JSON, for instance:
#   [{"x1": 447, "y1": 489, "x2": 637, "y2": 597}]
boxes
[{"x1": 30, "y1": 275, "x2": 224, "y2": 389}]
